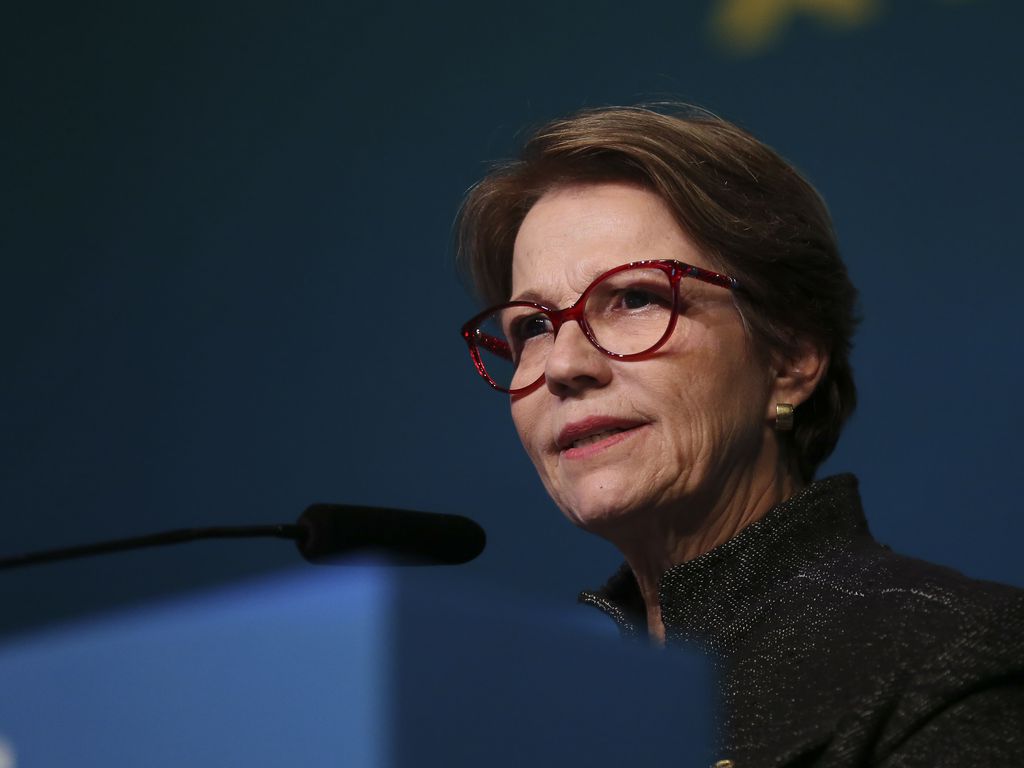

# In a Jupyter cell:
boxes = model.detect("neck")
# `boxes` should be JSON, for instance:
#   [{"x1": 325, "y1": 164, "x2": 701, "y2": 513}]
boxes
[{"x1": 605, "y1": 459, "x2": 800, "y2": 642}]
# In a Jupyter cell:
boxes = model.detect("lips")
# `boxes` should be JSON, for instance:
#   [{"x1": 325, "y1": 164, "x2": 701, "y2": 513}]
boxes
[{"x1": 556, "y1": 416, "x2": 647, "y2": 452}]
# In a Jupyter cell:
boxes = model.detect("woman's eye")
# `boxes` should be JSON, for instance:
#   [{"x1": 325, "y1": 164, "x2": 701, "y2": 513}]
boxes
[
  {"x1": 512, "y1": 314, "x2": 553, "y2": 342},
  {"x1": 619, "y1": 288, "x2": 669, "y2": 310}
]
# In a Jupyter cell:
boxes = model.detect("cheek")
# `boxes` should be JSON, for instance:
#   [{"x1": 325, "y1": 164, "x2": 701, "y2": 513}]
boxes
[
  {"x1": 644, "y1": 349, "x2": 768, "y2": 477},
  {"x1": 646, "y1": 384, "x2": 716, "y2": 482},
  {"x1": 511, "y1": 397, "x2": 579, "y2": 514},
  {"x1": 511, "y1": 400, "x2": 546, "y2": 466}
]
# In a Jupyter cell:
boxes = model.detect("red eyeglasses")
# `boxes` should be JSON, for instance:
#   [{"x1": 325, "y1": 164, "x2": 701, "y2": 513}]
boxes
[{"x1": 460, "y1": 259, "x2": 738, "y2": 395}]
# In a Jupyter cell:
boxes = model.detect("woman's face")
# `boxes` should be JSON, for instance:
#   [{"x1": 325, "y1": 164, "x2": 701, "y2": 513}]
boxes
[{"x1": 509, "y1": 183, "x2": 783, "y2": 537}]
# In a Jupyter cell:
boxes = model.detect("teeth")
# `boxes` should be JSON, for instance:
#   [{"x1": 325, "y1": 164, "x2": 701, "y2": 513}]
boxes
[{"x1": 571, "y1": 428, "x2": 624, "y2": 448}]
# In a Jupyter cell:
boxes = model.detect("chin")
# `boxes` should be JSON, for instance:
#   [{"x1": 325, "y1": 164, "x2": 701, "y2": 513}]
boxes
[{"x1": 553, "y1": 473, "x2": 653, "y2": 534}]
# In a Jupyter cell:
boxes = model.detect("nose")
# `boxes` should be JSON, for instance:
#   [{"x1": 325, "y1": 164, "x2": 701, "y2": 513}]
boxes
[{"x1": 543, "y1": 319, "x2": 612, "y2": 397}]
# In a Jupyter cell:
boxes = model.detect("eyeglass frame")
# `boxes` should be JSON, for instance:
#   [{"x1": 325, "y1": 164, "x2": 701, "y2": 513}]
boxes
[{"x1": 460, "y1": 259, "x2": 739, "y2": 396}]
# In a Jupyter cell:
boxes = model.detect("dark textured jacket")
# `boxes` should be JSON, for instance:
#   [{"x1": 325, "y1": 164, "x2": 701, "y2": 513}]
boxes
[{"x1": 579, "y1": 475, "x2": 1024, "y2": 767}]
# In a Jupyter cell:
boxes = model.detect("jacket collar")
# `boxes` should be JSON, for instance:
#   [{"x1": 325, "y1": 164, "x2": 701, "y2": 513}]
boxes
[{"x1": 578, "y1": 474, "x2": 869, "y2": 647}]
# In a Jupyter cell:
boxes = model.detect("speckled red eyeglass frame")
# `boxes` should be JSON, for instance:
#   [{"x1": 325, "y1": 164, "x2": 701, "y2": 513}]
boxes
[{"x1": 460, "y1": 259, "x2": 738, "y2": 396}]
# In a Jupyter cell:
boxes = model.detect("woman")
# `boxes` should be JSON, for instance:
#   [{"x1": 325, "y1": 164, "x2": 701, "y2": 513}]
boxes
[{"x1": 457, "y1": 107, "x2": 1023, "y2": 767}]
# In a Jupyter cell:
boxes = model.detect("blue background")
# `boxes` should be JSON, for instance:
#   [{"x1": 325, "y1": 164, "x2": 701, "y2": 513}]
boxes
[{"x1": 2, "y1": 0, "x2": 1022, "y2": 632}]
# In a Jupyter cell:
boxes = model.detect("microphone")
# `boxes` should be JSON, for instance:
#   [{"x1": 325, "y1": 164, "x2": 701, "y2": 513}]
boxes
[
  {"x1": 297, "y1": 505, "x2": 486, "y2": 565},
  {"x1": 0, "y1": 505, "x2": 486, "y2": 570}
]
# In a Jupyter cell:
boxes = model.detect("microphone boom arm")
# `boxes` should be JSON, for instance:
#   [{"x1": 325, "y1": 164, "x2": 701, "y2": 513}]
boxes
[
  {"x1": 0, "y1": 524, "x2": 305, "y2": 571},
  {"x1": 0, "y1": 504, "x2": 486, "y2": 570}
]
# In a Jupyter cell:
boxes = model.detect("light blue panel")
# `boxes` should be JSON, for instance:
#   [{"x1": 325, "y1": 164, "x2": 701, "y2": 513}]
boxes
[
  {"x1": 0, "y1": 568, "x2": 392, "y2": 768},
  {"x1": 0, "y1": 568, "x2": 716, "y2": 767}
]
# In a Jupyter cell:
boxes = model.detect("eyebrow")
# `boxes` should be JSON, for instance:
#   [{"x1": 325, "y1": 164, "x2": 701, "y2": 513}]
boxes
[
  {"x1": 509, "y1": 266, "x2": 609, "y2": 306},
  {"x1": 509, "y1": 289, "x2": 548, "y2": 304}
]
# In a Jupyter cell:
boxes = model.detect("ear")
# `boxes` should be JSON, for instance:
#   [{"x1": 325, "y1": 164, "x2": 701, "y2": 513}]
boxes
[{"x1": 766, "y1": 338, "x2": 829, "y2": 420}]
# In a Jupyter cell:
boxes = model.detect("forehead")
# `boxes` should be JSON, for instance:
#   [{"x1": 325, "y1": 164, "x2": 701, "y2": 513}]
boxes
[{"x1": 510, "y1": 183, "x2": 708, "y2": 302}]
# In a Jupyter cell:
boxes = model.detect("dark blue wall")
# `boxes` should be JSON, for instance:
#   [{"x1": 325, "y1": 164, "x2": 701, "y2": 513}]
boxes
[{"x1": 3, "y1": 0, "x2": 1021, "y2": 631}]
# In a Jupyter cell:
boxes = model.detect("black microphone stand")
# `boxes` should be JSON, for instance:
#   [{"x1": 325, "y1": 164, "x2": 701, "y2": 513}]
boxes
[{"x1": 0, "y1": 524, "x2": 305, "y2": 571}]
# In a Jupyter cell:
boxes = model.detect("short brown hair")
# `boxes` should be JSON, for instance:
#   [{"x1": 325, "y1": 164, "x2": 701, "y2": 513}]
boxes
[{"x1": 456, "y1": 106, "x2": 858, "y2": 482}]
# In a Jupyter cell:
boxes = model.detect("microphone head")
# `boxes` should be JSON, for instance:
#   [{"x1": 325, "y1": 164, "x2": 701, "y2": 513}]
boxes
[{"x1": 296, "y1": 504, "x2": 486, "y2": 566}]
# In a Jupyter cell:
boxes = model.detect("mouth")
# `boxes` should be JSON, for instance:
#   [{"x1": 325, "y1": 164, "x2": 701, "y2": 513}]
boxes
[
  {"x1": 568, "y1": 428, "x2": 629, "y2": 449},
  {"x1": 556, "y1": 417, "x2": 648, "y2": 457}
]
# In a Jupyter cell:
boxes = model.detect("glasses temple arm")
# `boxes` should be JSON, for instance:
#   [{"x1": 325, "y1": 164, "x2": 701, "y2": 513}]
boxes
[{"x1": 473, "y1": 330, "x2": 512, "y2": 361}]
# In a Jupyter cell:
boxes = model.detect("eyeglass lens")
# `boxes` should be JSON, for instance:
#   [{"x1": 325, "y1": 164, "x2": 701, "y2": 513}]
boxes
[{"x1": 473, "y1": 267, "x2": 675, "y2": 391}]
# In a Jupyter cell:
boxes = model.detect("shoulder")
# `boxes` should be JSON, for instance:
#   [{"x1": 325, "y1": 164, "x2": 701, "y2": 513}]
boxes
[
  {"x1": 736, "y1": 543, "x2": 1024, "y2": 766},
  {"x1": 793, "y1": 539, "x2": 1024, "y2": 653},
  {"x1": 745, "y1": 537, "x2": 1024, "y2": 696}
]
